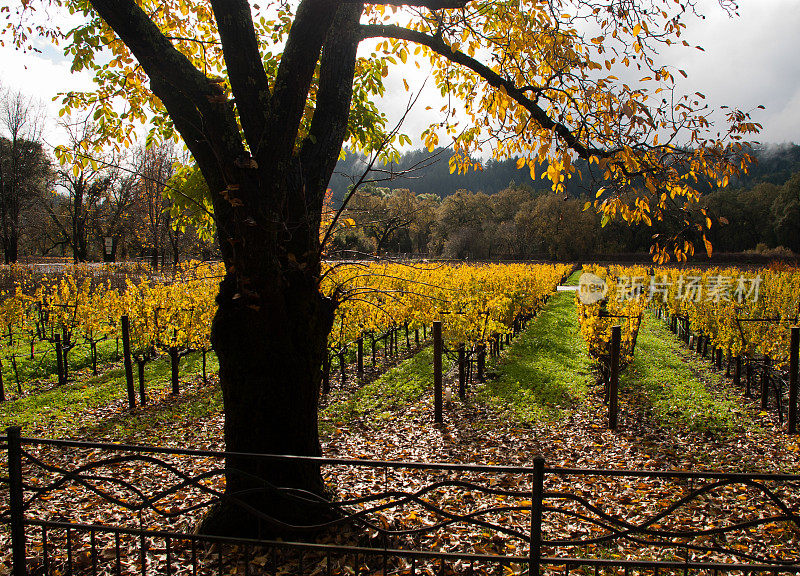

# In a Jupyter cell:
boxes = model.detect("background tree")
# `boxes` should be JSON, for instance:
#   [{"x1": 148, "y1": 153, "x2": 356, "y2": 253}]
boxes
[
  {"x1": 8, "y1": 0, "x2": 760, "y2": 534},
  {"x1": 89, "y1": 166, "x2": 138, "y2": 262},
  {"x1": 129, "y1": 141, "x2": 176, "y2": 268},
  {"x1": 772, "y1": 174, "x2": 800, "y2": 253},
  {"x1": 429, "y1": 190, "x2": 493, "y2": 258},
  {"x1": 164, "y1": 163, "x2": 217, "y2": 260},
  {"x1": 0, "y1": 88, "x2": 50, "y2": 263},
  {"x1": 48, "y1": 117, "x2": 115, "y2": 262}
]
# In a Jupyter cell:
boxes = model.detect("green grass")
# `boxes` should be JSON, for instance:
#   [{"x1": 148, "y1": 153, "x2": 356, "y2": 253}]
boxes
[
  {"x1": 620, "y1": 314, "x2": 743, "y2": 434},
  {"x1": 0, "y1": 349, "x2": 220, "y2": 437},
  {"x1": 321, "y1": 345, "x2": 434, "y2": 428},
  {"x1": 477, "y1": 272, "x2": 593, "y2": 423},
  {"x1": 0, "y1": 334, "x2": 124, "y2": 397}
]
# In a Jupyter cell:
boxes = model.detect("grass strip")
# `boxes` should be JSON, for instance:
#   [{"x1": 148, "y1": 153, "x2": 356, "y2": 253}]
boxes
[
  {"x1": 621, "y1": 314, "x2": 742, "y2": 434},
  {"x1": 477, "y1": 271, "x2": 593, "y2": 423},
  {"x1": 322, "y1": 346, "x2": 434, "y2": 427},
  {"x1": 0, "y1": 350, "x2": 220, "y2": 436}
]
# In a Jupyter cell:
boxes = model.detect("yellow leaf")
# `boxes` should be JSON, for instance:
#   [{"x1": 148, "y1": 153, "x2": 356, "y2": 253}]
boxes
[{"x1": 703, "y1": 234, "x2": 713, "y2": 257}]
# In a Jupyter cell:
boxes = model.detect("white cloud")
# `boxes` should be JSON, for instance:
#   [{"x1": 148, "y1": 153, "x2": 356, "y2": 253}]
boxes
[
  {"x1": 657, "y1": 0, "x2": 800, "y2": 144},
  {"x1": 0, "y1": 42, "x2": 95, "y2": 145}
]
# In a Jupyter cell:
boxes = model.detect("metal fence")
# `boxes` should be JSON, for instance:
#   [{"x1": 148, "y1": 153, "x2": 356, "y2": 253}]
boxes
[{"x1": 1, "y1": 427, "x2": 800, "y2": 575}]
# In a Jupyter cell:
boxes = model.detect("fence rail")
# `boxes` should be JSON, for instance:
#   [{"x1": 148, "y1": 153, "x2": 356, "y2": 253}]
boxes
[{"x1": 2, "y1": 428, "x2": 800, "y2": 575}]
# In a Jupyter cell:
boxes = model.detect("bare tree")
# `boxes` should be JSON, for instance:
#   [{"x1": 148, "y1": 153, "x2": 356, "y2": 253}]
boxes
[
  {"x1": 130, "y1": 141, "x2": 175, "y2": 268},
  {"x1": 47, "y1": 116, "x2": 113, "y2": 262},
  {"x1": 90, "y1": 166, "x2": 138, "y2": 262},
  {"x1": 0, "y1": 88, "x2": 50, "y2": 263}
]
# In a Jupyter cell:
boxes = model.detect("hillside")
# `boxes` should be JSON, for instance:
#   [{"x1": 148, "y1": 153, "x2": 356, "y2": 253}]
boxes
[{"x1": 327, "y1": 144, "x2": 800, "y2": 204}]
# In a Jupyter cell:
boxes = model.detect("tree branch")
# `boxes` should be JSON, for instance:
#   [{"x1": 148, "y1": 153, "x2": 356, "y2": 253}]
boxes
[
  {"x1": 88, "y1": 0, "x2": 245, "y2": 169},
  {"x1": 262, "y1": 0, "x2": 339, "y2": 167},
  {"x1": 210, "y1": 0, "x2": 270, "y2": 154},
  {"x1": 300, "y1": 2, "x2": 364, "y2": 206},
  {"x1": 362, "y1": 0, "x2": 468, "y2": 8},
  {"x1": 359, "y1": 23, "x2": 612, "y2": 160}
]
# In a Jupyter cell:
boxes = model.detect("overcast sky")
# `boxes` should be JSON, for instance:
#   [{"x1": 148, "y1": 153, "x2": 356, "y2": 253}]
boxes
[{"x1": 1, "y1": 0, "x2": 798, "y2": 152}]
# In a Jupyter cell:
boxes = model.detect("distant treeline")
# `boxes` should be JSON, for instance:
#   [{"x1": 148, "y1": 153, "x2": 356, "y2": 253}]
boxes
[
  {"x1": 330, "y1": 144, "x2": 800, "y2": 260},
  {"x1": 328, "y1": 144, "x2": 800, "y2": 204}
]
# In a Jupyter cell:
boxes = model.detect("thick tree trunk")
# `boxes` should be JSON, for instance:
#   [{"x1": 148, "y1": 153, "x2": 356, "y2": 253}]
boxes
[
  {"x1": 200, "y1": 266, "x2": 335, "y2": 536},
  {"x1": 199, "y1": 173, "x2": 335, "y2": 536}
]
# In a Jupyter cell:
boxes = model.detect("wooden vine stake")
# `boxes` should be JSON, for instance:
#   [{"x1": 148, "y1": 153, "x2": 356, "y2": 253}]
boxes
[
  {"x1": 458, "y1": 343, "x2": 466, "y2": 401},
  {"x1": 433, "y1": 321, "x2": 443, "y2": 424},
  {"x1": 608, "y1": 325, "x2": 621, "y2": 430},
  {"x1": 789, "y1": 326, "x2": 799, "y2": 434},
  {"x1": 121, "y1": 315, "x2": 135, "y2": 409},
  {"x1": 55, "y1": 334, "x2": 65, "y2": 387}
]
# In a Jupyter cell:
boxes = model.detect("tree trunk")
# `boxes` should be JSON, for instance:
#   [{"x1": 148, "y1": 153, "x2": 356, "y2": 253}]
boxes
[
  {"x1": 6, "y1": 228, "x2": 18, "y2": 264},
  {"x1": 82, "y1": 0, "x2": 361, "y2": 540},
  {"x1": 73, "y1": 185, "x2": 87, "y2": 263},
  {"x1": 200, "y1": 258, "x2": 335, "y2": 536}
]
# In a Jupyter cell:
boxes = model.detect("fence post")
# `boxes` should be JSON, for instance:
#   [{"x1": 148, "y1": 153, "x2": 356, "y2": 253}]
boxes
[
  {"x1": 357, "y1": 337, "x2": 364, "y2": 378},
  {"x1": 529, "y1": 456, "x2": 545, "y2": 576},
  {"x1": 789, "y1": 326, "x2": 799, "y2": 434},
  {"x1": 477, "y1": 343, "x2": 486, "y2": 382},
  {"x1": 458, "y1": 343, "x2": 466, "y2": 401},
  {"x1": 609, "y1": 325, "x2": 621, "y2": 430},
  {"x1": 169, "y1": 347, "x2": 180, "y2": 395},
  {"x1": 339, "y1": 348, "x2": 346, "y2": 387},
  {"x1": 55, "y1": 333, "x2": 65, "y2": 386},
  {"x1": 734, "y1": 356, "x2": 741, "y2": 387},
  {"x1": 433, "y1": 321, "x2": 443, "y2": 424},
  {"x1": 7, "y1": 426, "x2": 27, "y2": 576},
  {"x1": 761, "y1": 357, "x2": 770, "y2": 410}
]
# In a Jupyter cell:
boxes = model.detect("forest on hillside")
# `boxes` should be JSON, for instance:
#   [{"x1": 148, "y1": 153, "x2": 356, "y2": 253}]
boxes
[
  {"x1": 328, "y1": 144, "x2": 800, "y2": 202},
  {"x1": 329, "y1": 145, "x2": 800, "y2": 260}
]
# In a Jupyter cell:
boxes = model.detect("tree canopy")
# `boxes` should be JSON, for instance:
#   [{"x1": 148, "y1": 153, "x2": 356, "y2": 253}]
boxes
[{"x1": 6, "y1": 0, "x2": 760, "y2": 262}]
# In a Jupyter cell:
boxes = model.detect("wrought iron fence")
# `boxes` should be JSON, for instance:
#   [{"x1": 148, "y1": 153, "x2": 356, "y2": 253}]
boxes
[{"x1": 1, "y1": 427, "x2": 800, "y2": 575}]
